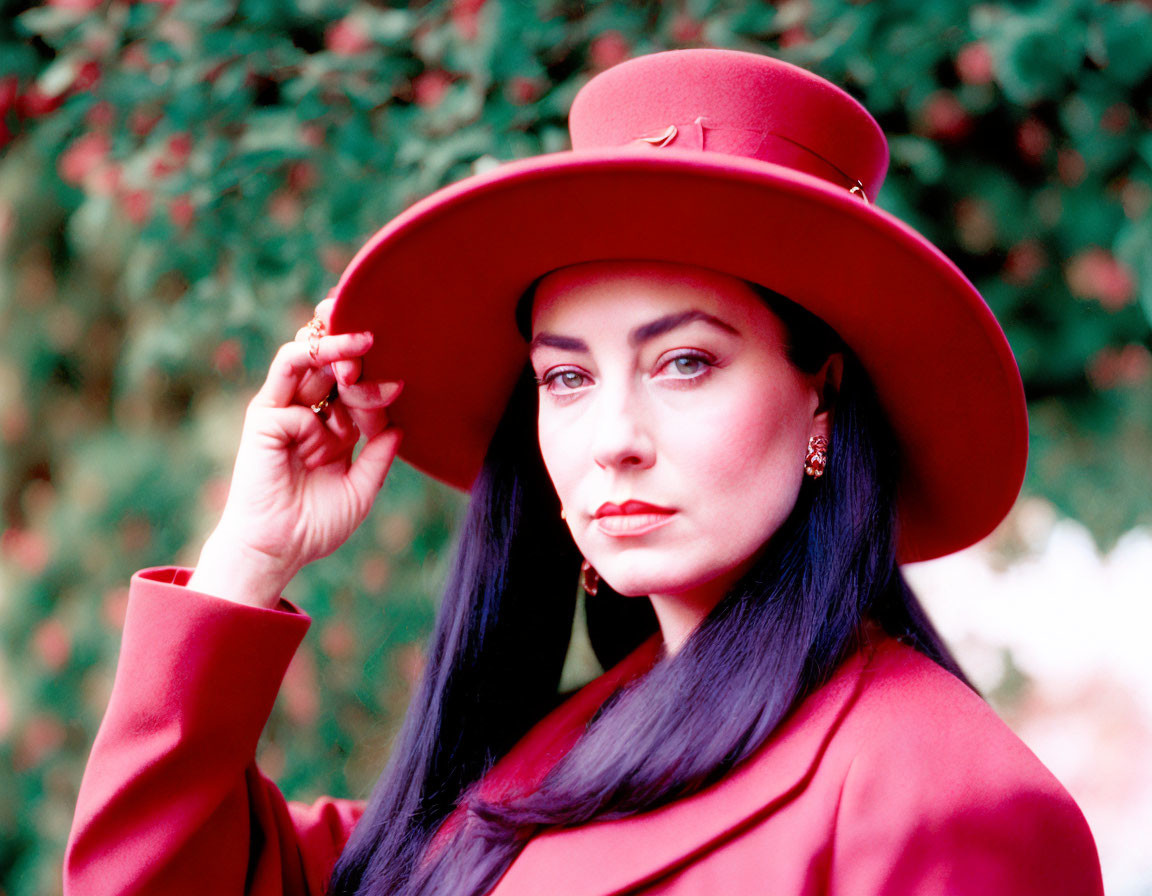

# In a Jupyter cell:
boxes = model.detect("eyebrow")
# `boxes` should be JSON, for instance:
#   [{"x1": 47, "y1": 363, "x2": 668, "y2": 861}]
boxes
[{"x1": 528, "y1": 309, "x2": 740, "y2": 355}]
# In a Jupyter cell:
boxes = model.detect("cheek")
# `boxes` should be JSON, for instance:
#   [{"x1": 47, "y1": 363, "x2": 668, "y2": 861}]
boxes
[
  {"x1": 537, "y1": 411, "x2": 578, "y2": 497},
  {"x1": 670, "y1": 380, "x2": 810, "y2": 512}
]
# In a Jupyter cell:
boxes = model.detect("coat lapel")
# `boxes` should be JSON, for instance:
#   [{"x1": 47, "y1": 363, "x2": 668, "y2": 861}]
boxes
[{"x1": 490, "y1": 645, "x2": 870, "y2": 896}]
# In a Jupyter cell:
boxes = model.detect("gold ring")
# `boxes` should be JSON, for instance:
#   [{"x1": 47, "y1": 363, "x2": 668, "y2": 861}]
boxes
[
  {"x1": 296, "y1": 315, "x2": 325, "y2": 362},
  {"x1": 310, "y1": 384, "x2": 338, "y2": 415}
]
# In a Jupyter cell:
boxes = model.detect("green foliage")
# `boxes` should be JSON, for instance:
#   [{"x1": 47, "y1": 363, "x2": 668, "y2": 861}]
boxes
[{"x1": 0, "y1": 1, "x2": 1149, "y2": 892}]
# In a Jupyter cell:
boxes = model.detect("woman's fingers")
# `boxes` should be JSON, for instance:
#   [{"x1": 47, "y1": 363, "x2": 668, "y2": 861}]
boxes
[
  {"x1": 338, "y1": 380, "x2": 403, "y2": 440},
  {"x1": 266, "y1": 403, "x2": 355, "y2": 471},
  {"x1": 296, "y1": 364, "x2": 337, "y2": 411},
  {"x1": 255, "y1": 332, "x2": 373, "y2": 409},
  {"x1": 321, "y1": 398, "x2": 360, "y2": 449},
  {"x1": 314, "y1": 297, "x2": 363, "y2": 386},
  {"x1": 337, "y1": 380, "x2": 403, "y2": 410},
  {"x1": 346, "y1": 426, "x2": 403, "y2": 504}
]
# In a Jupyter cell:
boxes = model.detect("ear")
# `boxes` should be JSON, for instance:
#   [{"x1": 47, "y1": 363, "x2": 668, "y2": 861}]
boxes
[{"x1": 809, "y1": 352, "x2": 843, "y2": 441}]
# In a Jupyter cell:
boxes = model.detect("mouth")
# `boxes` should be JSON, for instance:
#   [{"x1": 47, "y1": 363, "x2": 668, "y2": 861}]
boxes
[
  {"x1": 593, "y1": 501, "x2": 677, "y2": 537},
  {"x1": 594, "y1": 500, "x2": 675, "y2": 518}
]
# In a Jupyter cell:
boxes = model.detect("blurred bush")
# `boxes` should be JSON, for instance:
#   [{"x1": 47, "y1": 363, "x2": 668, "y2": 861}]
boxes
[{"x1": 0, "y1": 0, "x2": 1149, "y2": 892}]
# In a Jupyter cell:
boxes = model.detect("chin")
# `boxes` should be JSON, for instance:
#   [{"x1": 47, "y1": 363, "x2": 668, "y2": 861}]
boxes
[{"x1": 597, "y1": 561, "x2": 733, "y2": 598}]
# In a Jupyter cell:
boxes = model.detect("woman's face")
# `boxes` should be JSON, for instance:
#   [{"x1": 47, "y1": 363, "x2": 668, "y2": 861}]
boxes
[{"x1": 530, "y1": 260, "x2": 835, "y2": 605}]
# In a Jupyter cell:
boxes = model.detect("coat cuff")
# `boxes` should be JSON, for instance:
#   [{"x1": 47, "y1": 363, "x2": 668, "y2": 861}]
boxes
[
  {"x1": 65, "y1": 568, "x2": 315, "y2": 892},
  {"x1": 109, "y1": 566, "x2": 312, "y2": 756}
]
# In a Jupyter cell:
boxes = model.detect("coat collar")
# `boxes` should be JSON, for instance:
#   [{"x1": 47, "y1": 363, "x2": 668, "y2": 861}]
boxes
[{"x1": 488, "y1": 638, "x2": 872, "y2": 896}]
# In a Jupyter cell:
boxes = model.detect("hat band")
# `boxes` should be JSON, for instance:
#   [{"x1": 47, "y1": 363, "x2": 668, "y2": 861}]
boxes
[{"x1": 631, "y1": 117, "x2": 870, "y2": 203}]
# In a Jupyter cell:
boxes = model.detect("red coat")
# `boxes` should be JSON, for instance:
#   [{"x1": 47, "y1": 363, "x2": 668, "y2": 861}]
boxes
[{"x1": 65, "y1": 567, "x2": 1104, "y2": 895}]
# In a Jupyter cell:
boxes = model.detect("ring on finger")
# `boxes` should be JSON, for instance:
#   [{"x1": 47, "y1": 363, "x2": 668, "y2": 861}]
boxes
[
  {"x1": 311, "y1": 385, "x2": 338, "y2": 416},
  {"x1": 295, "y1": 315, "x2": 326, "y2": 363}
]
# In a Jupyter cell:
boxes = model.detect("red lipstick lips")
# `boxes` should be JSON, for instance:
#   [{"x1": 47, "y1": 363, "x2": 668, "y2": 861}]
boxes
[
  {"x1": 593, "y1": 501, "x2": 677, "y2": 537},
  {"x1": 595, "y1": 500, "x2": 675, "y2": 518}
]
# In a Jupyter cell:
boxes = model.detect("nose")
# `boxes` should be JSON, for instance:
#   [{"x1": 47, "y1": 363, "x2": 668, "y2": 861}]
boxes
[{"x1": 591, "y1": 383, "x2": 656, "y2": 472}]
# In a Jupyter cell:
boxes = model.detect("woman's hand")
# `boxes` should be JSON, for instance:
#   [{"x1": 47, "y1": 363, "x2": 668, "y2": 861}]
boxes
[{"x1": 188, "y1": 299, "x2": 403, "y2": 608}]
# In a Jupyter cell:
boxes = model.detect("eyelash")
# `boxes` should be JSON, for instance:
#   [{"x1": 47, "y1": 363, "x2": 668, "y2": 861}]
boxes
[{"x1": 535, "y1": 351, "x2": 718, "y2": 395}]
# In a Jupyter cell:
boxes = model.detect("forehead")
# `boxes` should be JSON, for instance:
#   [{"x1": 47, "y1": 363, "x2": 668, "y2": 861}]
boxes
[{"x1": 530, "y1": 260, "x2": 778, "y2": 336}]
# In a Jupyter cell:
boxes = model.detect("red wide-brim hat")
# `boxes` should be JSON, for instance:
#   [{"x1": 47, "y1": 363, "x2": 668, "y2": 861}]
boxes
[{"x1": 330, "y1": 48, "x2": 1027, "y2": 563}]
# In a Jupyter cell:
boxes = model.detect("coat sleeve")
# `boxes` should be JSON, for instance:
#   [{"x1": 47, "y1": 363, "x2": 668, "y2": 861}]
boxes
[
  {"x1": 63, "y1": 567, "x2": 365, "y2": 896},
  {"x1": 828, "y1": 698, "x2": 1105, "y2": 896}
]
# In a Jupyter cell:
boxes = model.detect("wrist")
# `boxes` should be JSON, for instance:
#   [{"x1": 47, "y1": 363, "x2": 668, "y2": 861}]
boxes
[{"x1": 188, "y1": 532, "x2": 298, "y2": 609}]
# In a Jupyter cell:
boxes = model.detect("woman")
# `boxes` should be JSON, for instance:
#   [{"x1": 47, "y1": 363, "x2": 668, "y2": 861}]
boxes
[{"x1": 64, "y1": 49, "x2": 1104, "y2": 895}]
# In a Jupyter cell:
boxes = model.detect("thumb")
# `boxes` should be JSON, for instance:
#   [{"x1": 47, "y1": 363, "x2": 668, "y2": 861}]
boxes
[{"x1": 346, "y1": 426, "x2": 403, "y2": 507}]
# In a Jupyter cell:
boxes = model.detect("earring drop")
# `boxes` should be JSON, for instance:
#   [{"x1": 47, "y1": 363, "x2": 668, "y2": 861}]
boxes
[
  {"x1": 580, "y1": 558, "x2": 599, "y2": 596},
  {"x1": 560, "y1": 507, "x2": 566, "y2": 520},
  {"x1": 804, "y1": 435, "x2": 829, "y2": 479}
]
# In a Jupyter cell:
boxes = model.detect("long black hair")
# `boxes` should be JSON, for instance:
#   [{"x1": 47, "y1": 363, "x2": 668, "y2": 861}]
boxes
[{"x1": 327, "y1": 281, "x2": 965, "y2": 896}]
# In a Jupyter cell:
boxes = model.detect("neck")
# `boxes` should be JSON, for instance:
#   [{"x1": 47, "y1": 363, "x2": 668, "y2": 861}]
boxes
[
  {"x1": 647, "y1": 561, "x2": 752, "y2": 655},
  {"x1": 647, "y1": 592, "x2": 716, "y2": 655}
]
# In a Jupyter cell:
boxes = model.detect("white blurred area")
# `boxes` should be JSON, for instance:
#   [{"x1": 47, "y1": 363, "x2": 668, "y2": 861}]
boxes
[{"x1": 906, "y1": 498, "x2": 1152, "y2": 896}]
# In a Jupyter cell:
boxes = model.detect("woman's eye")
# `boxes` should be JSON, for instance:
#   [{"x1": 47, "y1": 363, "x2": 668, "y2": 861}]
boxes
[
  {"x1": 670, "y1": 356, "x2": 704, "y2": 375},
  {"x1": 658, "y1": 352, "x2": 714, "y2": 380},
  {"x1": 538, "y1": 369, "x2": 589, "y2": 392}
]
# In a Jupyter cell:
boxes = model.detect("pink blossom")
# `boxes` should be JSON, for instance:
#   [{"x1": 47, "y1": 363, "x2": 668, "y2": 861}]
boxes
[
  {"x1": 1086, "y1": 344, "x2": 1152, "y2": 390},
  {"x1": 507, "y1": 76, "x2": 542, "y2": 105},
  {"x1": 33, "y1": 618, "x2": 71, "y2": 672},
  {"x1": 282, "y1": 648, "x2": 319, "y2": 725},
  {"x1": 130, "y1": 107, "x2": 160, "y2": 137},
  {"x1": 167, "y1": 132, "x2": 193, "y2": 161},
  {"x1": 16, "y1": 714, "x2": 66, "y2": 770},
  {"x1": 1100, "y1": 103, "x2": 1132, "y2": 135},
  {"x1": 121, "y1": 43, "x2": 150, "y2": 71},
  {"x1": 0, "y1": 76, "x2": 19, "y2": 115},
  {"x1": 413, "y1": 70, "x2": 452, "y2": 108},
  {"x1": 102, "y1": 587, "x2": 130, "y2": 629},
  {"x1": 921, "y1": 91, "x2": 972, "y2": 142},
  {"x1": 1066, "y1": 248, "x2": 1134, "y2": 310},
  {"x1": 956, "y1": 42, "x2": 995, "y2": 85},
  {"x1": 360, "y1": 555, "x2": 391, "y2": 591},
  {"x1": 1058, "y1": 149, "x2": 1086, "y2": 186},
  {"x1": 322, "y1": 244, "x2": 353, "y2": 274},
  {"x1": 320, "y1": 620, "x2": 358, "y2": 661},
  {"x1": 0, "y1": 528, "x2": 50, "y2": 574},
  {"x1": 87, "y1": 163, "x2": 121, "y2": 196},
  {"x1": 1003, "y1": 240, "x2": 1047, "y2": 286},
  {"x1": 452, "y1": 0, "x2": 487, "y2": 41},
  {"x1": 213, "y1": 340, "x2": 242, "y2": 374},
  {"x1": 300, "y1": 124, "x2": 325, "y2": 148},
  {"x1": 72, "y1": 59, "x2": 101, "y2": 93},
  {"x1": 119, "y1": 188, "x2": 152, "y2": 225},
  {"x1": 85, "y1": 101, "x2": 114, "y2": 128},
  {"x1": 590, "y1": 31, "x2": 630, "y2": 70},
  {"x1": 19, "y1": 86, "x2": 63, "y2": 118},
  {"x1": 48, "y1": 0, "x2": 103, "y2": 10},
  {"x1": 779, "y1": 27, "x2": 810, "y2": 48},
  {"x1": 288, "y1": 161, "x2": 318, "y2": 190},
  {"x1": 325, "y1": 17, "x2": 374, "y2": 56},
  {"x1": 1016, "y1": 118, "x2": 1051, "y2": 164},
  {"x1": 59, "y1": 131, "x2": 111, "y2": 185},
  {"x1": 268, "y1": 190, "x2": 302, "y2": 227},
  {"x1": 670, "y1": 13, "x2": 704, "y2": 43}
]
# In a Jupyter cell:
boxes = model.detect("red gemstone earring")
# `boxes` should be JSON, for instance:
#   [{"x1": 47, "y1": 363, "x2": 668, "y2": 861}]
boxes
[
  {"x1": 580, "y1": 558, "x2": 600, "y2": 596},
  {"x1": 804, "y1": 435, "x2": 829, "y2": 479}
]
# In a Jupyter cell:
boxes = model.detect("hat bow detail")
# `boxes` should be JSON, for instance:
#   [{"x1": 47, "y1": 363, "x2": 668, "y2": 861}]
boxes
[{"x1": 634, "y1": 116, "x2": 871, "y2": 204}]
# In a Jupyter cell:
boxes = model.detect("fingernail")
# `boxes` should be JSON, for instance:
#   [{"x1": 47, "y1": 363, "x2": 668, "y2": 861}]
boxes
[{"x1": 379, "y1": 381, "x2": 404, "y2": 402}]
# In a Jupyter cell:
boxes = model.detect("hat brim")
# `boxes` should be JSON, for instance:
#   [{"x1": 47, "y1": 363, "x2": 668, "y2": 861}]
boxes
[{"x1": 331, "y1": 148, "x2": 1027, "y2": 562}]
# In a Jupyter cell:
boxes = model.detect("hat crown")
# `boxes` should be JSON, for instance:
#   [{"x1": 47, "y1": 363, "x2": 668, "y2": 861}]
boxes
[{"x1": 569, "y1": 49, "x2": 888, "y2": 202}]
